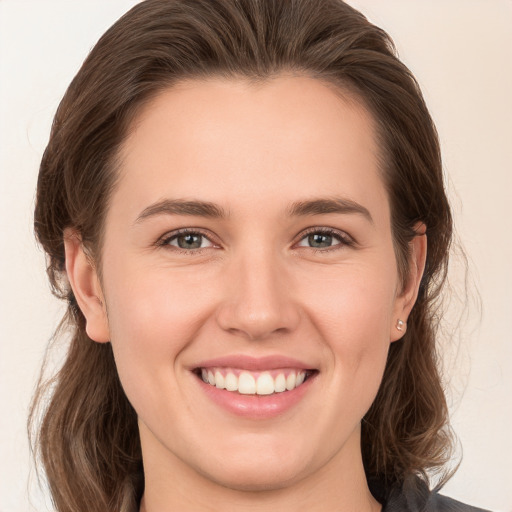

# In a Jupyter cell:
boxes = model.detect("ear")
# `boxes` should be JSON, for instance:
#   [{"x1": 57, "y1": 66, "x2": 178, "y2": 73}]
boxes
[
  {"x1": 63, "y1": 228, "x2": 110, "y2": 343},
  {"x1": 390, "y1": 224, "x2": 427, "y2": 342}
]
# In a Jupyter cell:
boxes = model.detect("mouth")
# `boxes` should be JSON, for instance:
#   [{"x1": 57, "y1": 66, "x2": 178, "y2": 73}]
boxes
[
  {"x1": 191, "y1": 355, "x2": 319, "y2": 418},
  {"x1": 193, "y1": 367, "x2": 317, "y2": 396}
]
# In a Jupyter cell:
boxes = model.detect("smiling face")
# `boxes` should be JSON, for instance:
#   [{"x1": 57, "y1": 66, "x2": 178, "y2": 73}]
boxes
[{"x1": 65, "y1": 75, "x2": 425, "y2": 507}]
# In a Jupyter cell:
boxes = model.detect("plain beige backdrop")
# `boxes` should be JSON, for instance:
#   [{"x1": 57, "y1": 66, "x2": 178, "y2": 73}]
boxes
[{"x1": 0, "y1": 1, "x2": 511, "y2": 510}]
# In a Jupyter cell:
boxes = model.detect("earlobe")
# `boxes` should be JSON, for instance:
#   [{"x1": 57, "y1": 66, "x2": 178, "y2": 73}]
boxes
[
  {"x1": 63, "y1": 229, "x2": 110, "y2": 343},
  {"x1": 391, "y1": 224, "x2": 427, "y2": 342}
]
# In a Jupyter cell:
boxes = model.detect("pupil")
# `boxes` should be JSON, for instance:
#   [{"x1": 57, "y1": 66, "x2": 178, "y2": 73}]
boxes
[
  {"x1": 178, "y1": 234, "x2": 202, "y2": 249},
  {"x1": 309, "y1": 233, "x2": 332, "y2": 248}
]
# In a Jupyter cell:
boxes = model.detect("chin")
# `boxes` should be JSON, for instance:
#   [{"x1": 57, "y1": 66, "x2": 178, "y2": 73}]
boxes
[
  {"x1": 193, "y1": 450, "x2": 309, "y2": 493},
  {"x1": 203, "y1": 466, "x2": 302, "y2": 493}
]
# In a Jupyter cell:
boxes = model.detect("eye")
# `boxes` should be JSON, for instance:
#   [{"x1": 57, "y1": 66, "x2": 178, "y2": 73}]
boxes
[
  {"x1": 160, "y1": 230, "x2": 215, "y2": 251},
  {"x1": 296, "y1": 228, "x2": 351, "y2": 250}
]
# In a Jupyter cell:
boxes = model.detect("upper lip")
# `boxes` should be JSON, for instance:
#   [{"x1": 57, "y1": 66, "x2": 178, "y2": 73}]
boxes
[{"x1": 193, "y1": 355, "x2": 316, "y2": 371}]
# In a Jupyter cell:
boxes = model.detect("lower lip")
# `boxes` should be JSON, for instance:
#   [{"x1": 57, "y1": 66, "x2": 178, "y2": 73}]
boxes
[{"x1": 195, "y1": 373, "x2": 317, "y2": 419}]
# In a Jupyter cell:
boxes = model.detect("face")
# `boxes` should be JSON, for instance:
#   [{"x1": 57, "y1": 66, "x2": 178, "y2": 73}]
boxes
[{"x1": 69, "y1": 75, "x2": 422, "y2": 493}]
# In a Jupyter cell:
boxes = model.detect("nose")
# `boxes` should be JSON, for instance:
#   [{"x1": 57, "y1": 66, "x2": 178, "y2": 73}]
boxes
[{"x1": 215, "y1": 248, "x2": 301, "y2": 341}]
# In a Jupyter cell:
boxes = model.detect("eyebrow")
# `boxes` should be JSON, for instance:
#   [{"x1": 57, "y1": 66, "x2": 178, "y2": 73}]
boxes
[
  {"x1": 134, "y1": 199, "x2": 228, "y2": 224},
  {"x1": 134, "y1": 196, "x2": 373, "y2": 224},
  {"x1": 287, "y1": 197, "x2": 374, "y2": 224}
]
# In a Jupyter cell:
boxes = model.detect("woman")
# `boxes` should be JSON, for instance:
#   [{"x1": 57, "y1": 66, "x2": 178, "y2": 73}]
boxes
[{"x1": 30, "y1": 0, "x2": 491, "y2": 511}]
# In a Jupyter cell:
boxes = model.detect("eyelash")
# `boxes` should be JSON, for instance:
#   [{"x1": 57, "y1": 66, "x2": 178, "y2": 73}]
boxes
[
  {"x1": 156, "y1": 227, "x2": 355, "y2": 255},
  {"x1": 297, "y1": 227, "x2": 355, "y2": 253},
  {"x1": 156, "y1": 228, "x2": 216, "y2": 255}
]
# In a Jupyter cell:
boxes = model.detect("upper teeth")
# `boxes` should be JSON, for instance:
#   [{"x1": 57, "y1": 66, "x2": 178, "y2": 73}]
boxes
[{"x1": 200, "y1": 368, "x2": 307, "y2": 395}]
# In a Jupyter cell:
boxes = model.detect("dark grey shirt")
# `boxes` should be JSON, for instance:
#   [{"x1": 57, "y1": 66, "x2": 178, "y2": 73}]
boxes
[{"x1": 369, "y1": 476, "x2": 492, "y2": 512}]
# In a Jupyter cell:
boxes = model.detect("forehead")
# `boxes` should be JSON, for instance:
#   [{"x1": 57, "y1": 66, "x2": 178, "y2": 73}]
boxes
[{"x1": 113, "y1": 74, "x2": 387, "y2": 222}]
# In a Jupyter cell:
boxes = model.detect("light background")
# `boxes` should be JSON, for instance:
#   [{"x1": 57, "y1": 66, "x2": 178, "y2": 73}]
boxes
[{"x1": 0, "y1": 1, "x2": 510, "y2": 510}]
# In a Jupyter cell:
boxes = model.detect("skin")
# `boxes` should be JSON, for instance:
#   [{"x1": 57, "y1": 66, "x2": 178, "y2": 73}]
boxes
[{"x1": 64, "y1": 75, "x2": 426, "y2": 511}]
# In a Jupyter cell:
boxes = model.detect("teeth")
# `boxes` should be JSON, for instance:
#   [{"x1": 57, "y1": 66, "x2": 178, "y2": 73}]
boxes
[
  {"x1": 256, "y1": 372, "x2": 274, "y2": 395},
  {"x1": 274, "y1": 373, "x2": 286, "y2": 392},
  {"x1": 225, "y1": 372, "x2": 238, "y2": 391},
  {"x1": 199, "y1": 368, "x2": 310, "y2": 395},
  {"x1": 286, "y1": 372, "x2": 296, "y2": 391},
  {"x1": 238, "y1": 372, "x2": 256, "y2": 394},
  {"x1": 214, "y1": 370, "x2": 225, "y2": 389}
]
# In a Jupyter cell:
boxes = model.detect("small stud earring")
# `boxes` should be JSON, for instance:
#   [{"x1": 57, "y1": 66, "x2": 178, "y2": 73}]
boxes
[{"x1": 396, "y1": 319, "x2": 405, "y2": 331}]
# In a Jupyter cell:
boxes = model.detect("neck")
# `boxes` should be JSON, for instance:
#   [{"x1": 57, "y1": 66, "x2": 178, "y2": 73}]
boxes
[{"x1": 139, "y1": 426, "x2": 381, "y2": 512}]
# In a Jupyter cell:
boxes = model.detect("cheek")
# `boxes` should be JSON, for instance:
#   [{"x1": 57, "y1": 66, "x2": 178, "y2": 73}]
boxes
[
  {"x1": 102, "y1": 263, "x2": 218, "y2": 398},
  {"x1": 105, "y1": 258, "x2": 217, "y2": 339},
  {"x1": 302, "y1": 261, "x2": 397, "y2": 400},
  {"x1": 303, "y1": 259, "x2": 398, "y2": 342}
]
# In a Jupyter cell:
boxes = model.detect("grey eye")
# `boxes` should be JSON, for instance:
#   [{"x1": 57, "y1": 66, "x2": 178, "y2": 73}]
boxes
[
  {"x1": 307, "y1": 233, "x2": 334, "y2": 248},
  {"x1": 298, "y1": 231, "x2": 343, "y2": 249},
  {"x1": 177, "y1": 234, "x2": 202, "y2": 249},
  {"x1": 167, "y1": 232, "x2": 214, "y2": 250}
]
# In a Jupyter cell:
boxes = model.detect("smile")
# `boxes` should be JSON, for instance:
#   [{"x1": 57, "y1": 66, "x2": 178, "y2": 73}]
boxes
[
  {"x1": 192, "y1": 355, "x2": 318, "y2": 418},
  {"x1": 198, "y1": 367, "x2": 313, "y2": 395}
]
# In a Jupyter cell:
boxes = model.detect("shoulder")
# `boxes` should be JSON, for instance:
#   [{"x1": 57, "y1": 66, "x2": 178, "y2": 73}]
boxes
[
  {"x1": 424, "y1": 493, "x2": 491, "y2": 512},
  {"x1": 369, "y1": 475, "x2": 492, "y2": 512}
]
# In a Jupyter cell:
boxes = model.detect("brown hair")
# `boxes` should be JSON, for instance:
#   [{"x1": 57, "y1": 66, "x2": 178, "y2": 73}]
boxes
[{"x1": 31, "y1": 0, "x2": 454, "y2": 510}]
